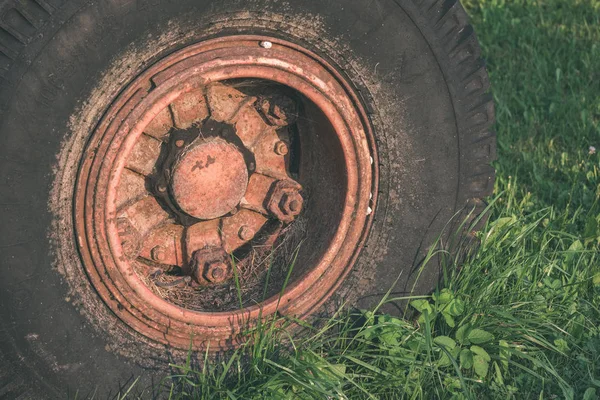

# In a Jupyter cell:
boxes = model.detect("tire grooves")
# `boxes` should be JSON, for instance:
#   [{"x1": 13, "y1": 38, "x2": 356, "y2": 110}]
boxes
[
  {"x1": 0, "y1": 0, "x2": 58, "y2": 107},
  {"x1": 409, "y1": 0, "x2": 497, "y2": 229},
  {"x1": 0, "y1": 1, "x2": 77, "y2": 397}
]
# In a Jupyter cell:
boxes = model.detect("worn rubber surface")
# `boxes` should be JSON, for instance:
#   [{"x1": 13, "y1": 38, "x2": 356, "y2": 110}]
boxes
[{"x1": 0, "y1": 0, "x2": 495, "y2": 397}]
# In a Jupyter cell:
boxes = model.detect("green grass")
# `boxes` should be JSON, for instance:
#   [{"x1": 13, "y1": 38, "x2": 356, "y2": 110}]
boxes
[{"x1": 121, "y1": 1, "x2": 600, "y2": 398}]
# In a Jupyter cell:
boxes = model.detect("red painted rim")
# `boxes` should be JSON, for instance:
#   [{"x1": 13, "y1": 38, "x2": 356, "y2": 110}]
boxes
[{"x1": 75, "y1": 36, "x2": 378, "y2": 349}]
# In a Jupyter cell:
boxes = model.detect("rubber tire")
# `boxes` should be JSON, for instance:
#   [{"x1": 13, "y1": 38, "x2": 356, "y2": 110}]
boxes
[{"x1": 0, "y1": 0, "x2": 495, "y2": 397}]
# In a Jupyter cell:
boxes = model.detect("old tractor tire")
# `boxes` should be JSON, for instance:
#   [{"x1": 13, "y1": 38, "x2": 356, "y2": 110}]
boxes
[{"x1": 0, "y1": 0, "x2": 495, "y2": 397}]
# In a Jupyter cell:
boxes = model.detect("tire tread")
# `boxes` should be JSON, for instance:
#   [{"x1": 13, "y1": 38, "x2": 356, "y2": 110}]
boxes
[{"x1": 410, "y1": 0, "x2": 497, "y2": 216}]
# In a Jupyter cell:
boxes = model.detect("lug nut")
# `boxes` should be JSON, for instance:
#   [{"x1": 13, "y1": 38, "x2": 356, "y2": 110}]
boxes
[
  {"x1": 267, "y1": 180, "x2": 304, "y2": 223},
  {"x1": 274, "y1": 141, "x2": 289, "y2": 156},
  {"x1": 188, "y1": 247, "x2": 232, "y2": 284},
  {"x1": 238, "y1": 225, "x2": 255, "y2": 241},
  {"x1": 279, "y1": 192, "x2": 303, "y2": 218},
  {"x1": 206, "y1": 261, "x2": 228, "y2": 283},
  {"x1": 151, "y1": 245, "x2": 166, "y2": 262}
]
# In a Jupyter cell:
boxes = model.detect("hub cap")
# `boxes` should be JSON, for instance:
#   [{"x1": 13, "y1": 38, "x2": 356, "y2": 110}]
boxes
[{"x1": 170, "y1": 137, "x2": 248, "y2": 220}]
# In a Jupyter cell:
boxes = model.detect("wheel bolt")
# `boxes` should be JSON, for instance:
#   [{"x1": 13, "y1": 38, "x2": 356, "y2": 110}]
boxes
[
  {"x1": 238, "y1": 225, "x2": 255, "y2": 241},
  {"x1": 288, "y1": 199, "x2": 301, "y2": 212},
  {"x1": 189, "y1": 248, "x2": 232, "y2": 284},
  {"x1": 211, "y1": 267, "x2": 224, "y2": 280},
  {"x1": 205, "y1": 261, "x2": 229, "y2": 283},
  {"x1": 151, "y1": 245, "x2": 166, "y2": 262},
  {"x1": 274, "y1": 141, "x2": 289, "y2": 156},
  {"x1": 267, "y1": 180, "x2": 303, "y2": 223}
]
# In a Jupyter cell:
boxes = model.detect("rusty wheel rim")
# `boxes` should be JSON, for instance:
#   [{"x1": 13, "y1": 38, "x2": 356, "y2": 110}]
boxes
[{"x1": 75, "y1": 36, "x2": 378, "y2": 350}]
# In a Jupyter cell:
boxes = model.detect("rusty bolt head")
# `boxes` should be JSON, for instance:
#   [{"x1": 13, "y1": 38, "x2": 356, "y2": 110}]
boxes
[
  {"x1": 151, "y1": 246, "x2": 166, "y2": 262},
  {"x1": 175, "y1": 139, "x2": 185, "y2": 147},
  {"x1": 205, "y1": 261, "x2": 229, "y2": 283},
  {"x1": 267, "y1": 180, "x2": 304, "y2": 223},
  {"x1": 238, "y1": 225, "x2": 255, "y2": 241},
  {"x1": 279, "y1": 192, "x2": 303, "y2": 218},
  {"x1": 260, "y1": 96, "x2": 297, "y2": 126},
  {"x1": 188, "y1": 247, "x2": 232, "y2": 284},
  {"x1": 274, "y1": 141, "x2": 289, "y2": 156}
]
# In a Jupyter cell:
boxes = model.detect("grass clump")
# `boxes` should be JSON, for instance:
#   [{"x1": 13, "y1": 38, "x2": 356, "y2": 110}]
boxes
[
  {"x1": 154, "y1": 208, "x2": 599, "y2": 398},
  {"x1": 118, "y1": 0, "x2": 600, "y2": 398}
]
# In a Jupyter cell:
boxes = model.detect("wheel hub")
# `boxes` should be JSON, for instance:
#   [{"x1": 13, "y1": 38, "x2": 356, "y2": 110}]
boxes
[
  {"x1": 170, "y1": 137, "x2": 248, "y2": 220},
  {"x1": 127, "y1": 83, "x2": 306, "y2": 286}
]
